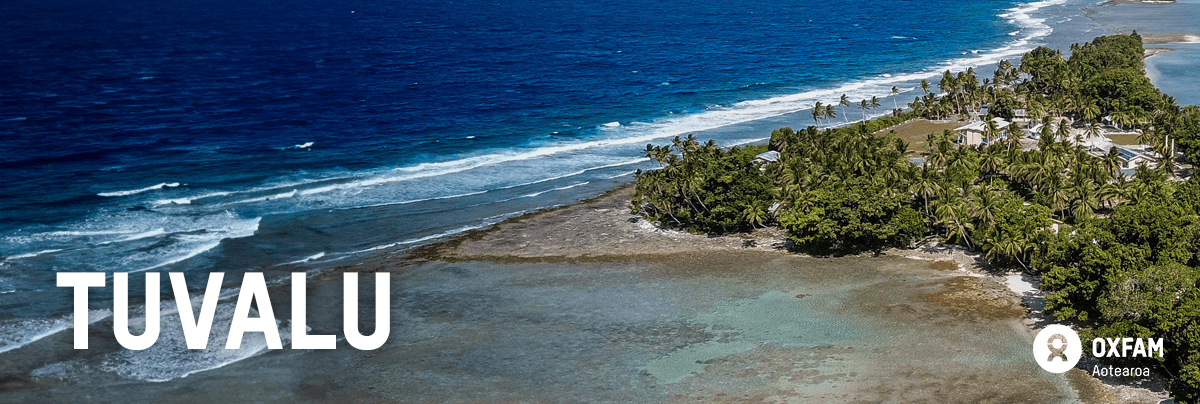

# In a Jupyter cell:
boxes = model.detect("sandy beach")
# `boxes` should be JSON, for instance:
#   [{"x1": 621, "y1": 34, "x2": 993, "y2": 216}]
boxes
[{"x1": 1140, "y1": 33, "x2": 1200, "y2": 44}]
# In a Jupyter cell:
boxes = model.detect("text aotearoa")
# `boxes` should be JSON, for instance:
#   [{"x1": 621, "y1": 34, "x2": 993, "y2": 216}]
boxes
[{"x1": 56, "y1": 272, "x2": 389, "y2": 350}]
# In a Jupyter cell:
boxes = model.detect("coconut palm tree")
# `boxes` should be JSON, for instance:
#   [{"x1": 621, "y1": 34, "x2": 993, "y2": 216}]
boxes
[
  {"x1": 891, "y1": 86, "x2": 900, "y2": 112},
  {"x1": 812, "y1": 101, "x2": 824, "y2": 125},
  {"x1": 985, "y1": 118, "x2": 1000, "y2": 143},
  {"x1": 910, "y1": 167, "x2": 942, "y2": 215},
  {"x1": 988, "y1": 233, "x2": 1033, "y2": 270},
  {"x1": 840, "y1": 94, "x2": 851, "y2": 123},
  {"x1": 1070, "y1": 180, "x2": 1099, "y2": 222},
  {"x1": 1048, "y1": 183, "x2": 1071, "y2": 219},
  {"x1": 742, "y1": 203, "x2": 768, "y2": 229},
  {"x1": 1007, "y1": 122, "x2": 1024, "y2": 151},
  {"x1": 936, "y1": 200, "x2": 974, "y2": 249},
  {"x1": 939, "y1": 71, "x2": 961, "y2": 116},
  {"x1": 921, "y1": 79, "x2": 931, "y2": 94},
  {"x1": 979, "y1": 149, "x2": 1005, "y2": 184},
  {"x1": 1082, "y1": 103, "x2": 1101, "y2": 123},
  {"x1": 1112, "y1": 110, "x2": 1136, "y2": 130},
  {"x1": 970, "y1": 187, "x2": 1002, "y2": 228},
  {"x1": 859, "y1": 99, "x2": 870, "y2": 122},
  {"x1": 824, "y1": 104, "x2": 837, "y2": 125},
  {"x1": 871, "y1": 96, "x2": 882, "y2": 116},
  {"x1": 1085, "y1": 121, "x2": 1102, "y2": 142},
  {"x1": 1099, "y1": 181, "x2": 1124, "y2": 209}
]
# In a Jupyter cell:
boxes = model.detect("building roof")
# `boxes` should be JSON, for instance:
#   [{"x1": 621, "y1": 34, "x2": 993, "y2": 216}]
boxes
[
  {"x1": 956, "y1": 117, "x2": 1010, "y2": 133},
  {"x1": 957, "y1": 121, "x2": 986, "y2": 132},
  {"x1": 1116, "y1": 147, "x2": 1147, "y2": 162},
  {"x1": 755, "y1": 150, "x2": 780, "y2": 162}
]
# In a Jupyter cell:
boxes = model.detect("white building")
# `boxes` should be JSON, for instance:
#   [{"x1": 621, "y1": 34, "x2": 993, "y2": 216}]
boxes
[{"x1": 955, "y1": 117, "x2": 1009, "y2": 146}]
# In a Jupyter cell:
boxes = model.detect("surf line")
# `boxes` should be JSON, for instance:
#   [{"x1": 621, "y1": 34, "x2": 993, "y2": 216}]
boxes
[{"x1": 56, "y1": 272, "x2": 389, "y2": 350}]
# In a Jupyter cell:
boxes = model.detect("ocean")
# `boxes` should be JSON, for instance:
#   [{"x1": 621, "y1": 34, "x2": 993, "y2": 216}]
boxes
[{"x1": 2, "y1": 0, "x2": 1097, "y2": 384}]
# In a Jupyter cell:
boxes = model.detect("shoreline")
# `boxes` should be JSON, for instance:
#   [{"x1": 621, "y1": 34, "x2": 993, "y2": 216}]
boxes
[
  {"x1": 402, "y1": 177, "x2": 1171, "y2": 403},
  {"x1": 1144, "y1": 47, "x2": 1174, "y2": 58},
  {"x1": 1140, "y1": 33, "x2": 1200, "y2": 44},
  {"x1": 1101, "y1": 0, "x2": 1175, "y2": 5}
]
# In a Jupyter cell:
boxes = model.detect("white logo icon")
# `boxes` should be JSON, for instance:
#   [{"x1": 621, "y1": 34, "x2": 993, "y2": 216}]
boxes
[{"x1": 1033, "y1": 324, "x2": 1082, "y2": 373}]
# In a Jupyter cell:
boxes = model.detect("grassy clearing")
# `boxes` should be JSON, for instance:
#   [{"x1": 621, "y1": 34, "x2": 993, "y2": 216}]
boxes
[
  {"x1": 875, "y1": 119, "x2": 964, "y2": 153},
  {"x1": 1107, "y1": 134, "x2": 1141, "y2": 145}
]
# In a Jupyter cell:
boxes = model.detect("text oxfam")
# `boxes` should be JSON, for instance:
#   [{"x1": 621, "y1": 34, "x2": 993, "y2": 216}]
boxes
[
  {"x1": 57, "y1": 272, "x2": 389, "y2": 350},
  {"x1": 1092, "y1": 337, "x2": 1164, "y2": 358}
]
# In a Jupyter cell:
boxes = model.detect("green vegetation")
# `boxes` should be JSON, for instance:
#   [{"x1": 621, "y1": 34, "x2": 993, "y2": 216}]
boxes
[
  {"x1": 632, "y1": 135, "x2": 776, "y2": 234},
  {"x1": 632, "y1": 34, "x2": 1200, "y2": 401}
]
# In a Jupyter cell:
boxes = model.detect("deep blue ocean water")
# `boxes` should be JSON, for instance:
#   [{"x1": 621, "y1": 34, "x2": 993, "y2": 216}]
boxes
[{"x1": 1, "y1": 0, "x2": 1085, "y2": 370}]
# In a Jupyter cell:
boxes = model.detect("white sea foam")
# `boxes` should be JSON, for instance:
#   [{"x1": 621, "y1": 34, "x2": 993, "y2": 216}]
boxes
[
  {"x1": 0, "y1": 309, "x2": 112, "y2": 355},
  {"x1": 220, "y1": 189, "x2": 298, "y2": 206},
  {"x1": 152, "y1": 198, "x2": 193, "y2": 205},
  {"x1": 99, "y1": 228, "x2": 168, "y2": 245},
  {"x1": 603, "y1": 170, "x2": 639, "y2": 180},
  {"x1": 277, "y1": 252, "x2": 326, "y2": 266},
  {"x1": 128, "y1": 216, "x2": 260, "y2": 273},
  {"x1": 36, "y1": 229, "x2": 137, "y2": 237},
  {"x1": 5, "y1": 249, "x2": 64, "y2": 260},
  {"x1": 151, "y1": 191, "x2": 233, "y2": 206},
  {"x1": 103, "y1": 302, "x2": 293, "y2": 382},
  {"x1": 345, "y1": 209, "x2": 537, "y2": 256},
  {"x1": 6, "y1": 212, "x2": 262, "y2": 274},
  {"x1": 521, "y1": 181, "x2": 590, "y2": 198},
  {"x1": 295, "y1": 141, "x2": 314, "y2": 149},
  {"x1": 97, "y1": 182, "x2": 180, "y2": 197}
]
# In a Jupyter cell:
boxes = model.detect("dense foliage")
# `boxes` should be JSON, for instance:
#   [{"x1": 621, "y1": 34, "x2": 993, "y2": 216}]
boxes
[
  {"x1": 632, "y1": 135, "x2": 776, "y2": 233},
  {"x1": 769, "y1": 125, "x2": 926, "y2": 252},
  {"x1": 632, "y1": 34, "x2": 1200, "y2": 401}
]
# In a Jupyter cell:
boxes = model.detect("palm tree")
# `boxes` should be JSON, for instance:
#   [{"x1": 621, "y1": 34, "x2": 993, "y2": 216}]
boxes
[
  {"x1": 1111, "y1": 110, "x2": 1134, "y2": 130},
  {"x1": 1099, "y1": 181, "x2": 1124, "y2": 209},
  {"x1": 742, "y1": 203, "x2": 768, "y2": 229},
  {"x1": 1007, "y1": 122, "x2": 1024, "y2": 151},
  {"x1": 859, "y1": 99, "x2": 870, "y2": 122},
  {"x1": 871, "y1": 96, "x2": 882, "y2": 116},
  {"x1": 936, "y1": 200, "x2": 974, "y2": 249},
  {"x1": 1085, "y1": 121, "x2": 1102, "y2": 142},
  {"x1": 1048, "y1": 184, "x2": 1071, "y2": 219},
  {"x1": 988, "y1": 233, "x2": 1033, "y2": 271},
  {"x1": 839, "y1": 94, "x2": 851, "y2": 124},
  {"x1": 910, "y1": 167, "x2": 942, "y2": 215},
  {"x1": 1103, "y1": 147, "x2": 1122, "y2": 178},
  {"x1": 891, "y1": 86, "x2": 900, "y2": 112},
  {"x1": 979, "y1": 149, "x2": 1005, "y2": 184},
  {"x1": 1082, "y1": 103, "x2": 1101, "y2": 122},
  {"x1": 1159, "y1": 152, "x2": 1178, "y2": 177},
  {"x1": 939, "y1": 71, "x2": 961, "y2": 117},
  {"x1": 928, "y1": 137, "x2": 953, "y2": 169},
  {"x1": 825, "y1": 104, "x2": 838, "y2": 125},
  {"x1": 921, "y1": 79, "x2": 931, "y2": 94},
  {"x1": 1070, "y1": 180, "x2": 1099, "y2": 222},
  {"x1": 812, "y1": 101, "x2": 824, "y2": 126},
  {"x1": 985, "y1": 119, "x2": 1000, "y2": 143},
  {"x1": 970, "y1": 188, "x2": 1002, "y2": 228}
]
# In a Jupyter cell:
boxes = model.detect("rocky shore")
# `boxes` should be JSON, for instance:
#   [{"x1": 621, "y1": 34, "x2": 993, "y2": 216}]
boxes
[{"x1": 402, "y1": 181, "x2": 1172, "y2": 403}]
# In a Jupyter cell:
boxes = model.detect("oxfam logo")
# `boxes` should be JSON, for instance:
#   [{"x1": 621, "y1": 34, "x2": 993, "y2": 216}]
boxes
[{"x1": 1033, "y1": 324, "x2": 1082, "y2": 373}]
